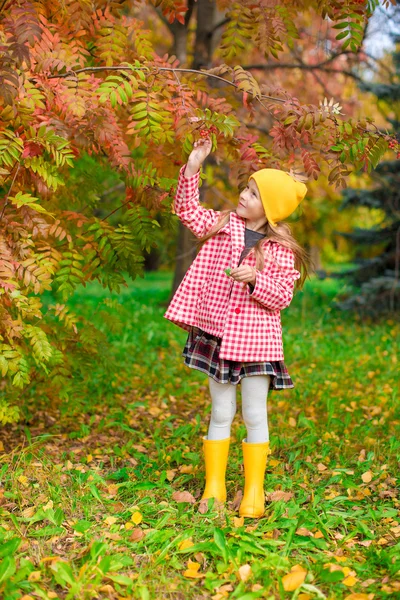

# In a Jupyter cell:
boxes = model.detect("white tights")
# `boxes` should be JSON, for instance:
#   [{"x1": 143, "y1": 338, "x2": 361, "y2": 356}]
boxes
[{"x1": 207, "y1": 375, "x2": 271, "y2": 443}]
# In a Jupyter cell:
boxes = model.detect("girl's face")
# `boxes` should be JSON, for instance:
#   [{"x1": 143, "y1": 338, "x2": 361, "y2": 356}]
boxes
[{"x1": 236, "y1": 179, "x2": 267, "y2": 225}]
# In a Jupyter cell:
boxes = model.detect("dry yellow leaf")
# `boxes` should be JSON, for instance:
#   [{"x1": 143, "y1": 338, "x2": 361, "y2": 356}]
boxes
[
  {"x1": 233, "y1": 516, "x2": 244, "y2": 528},
  {"x1": 0, "y1": 441, "x2": 4, "y2": 451},
  {"x1": 298, "y1": 595, "x2": 312, "y2": 600},
  {"x1": 361, "y1": 471, "x2": 372, "y2": 483},
  {"x1": 131, "y1": 511, "x2": 143, "y2": 525},
  {"x1": 317, "y1": 463, "x2": 328, "y2": 472},
  {"x1": 252, "y1": 584, "x2": 263, "y2": 592},
  {"x1": 179, "y1": 538, "x2": 194, "y2": 550},
  {"x1": 180, "y1": 465, "x2": 194, "y2": 474},
  {"x1": 166, "y1": 470, "x2": 176, "y2": 481},
  {"x1": 343, "y1": 575, "x2": 357, "y2": 587},
  {"x1": 377, "y1": 537, "x2": 389, "y2": 545},
  {"x1": 20, "y1": 596, "x2": 36, "y2": 600},
  {"x1": 86, "y1": 454, "x2": 93, "y2": 463},
  {"x1": 333, "y1": 555, "x2": 347, "y2": 563},
  {"x1": 282, "y1": 565, "x2": 307, "y2": 591},
  {"x1": 296, "y1": 527, "x2": 314, "y2": 537},
  {"x1": 104, "y1": 516, "x2": 117, "y2": 526},
  {"x1": 288, "y1": 417, "x2": 297, "y2": 427},
  {"x1": 22, "y1": 506, "x2": 36, "y2": 518},
  {"x1": 28, "y1": 571, "x2": 41, "y2": 582},
  {"x1": 43, "y1": 499, "x2": 53, "y2": 511},
  {"x1": 269, "y1": 458, "x2": 280, "y2": 467},
  {"x1": 238, "y1": 564, "x2": 252, "y2": 582},
  {"x1": 342, "y1": 567, "x2": 351, "y2": 576},
  {"x1": 99, "y1": 585, "x2": 115, "y2": 593},
  {"x1": 17, "y1": 475, "x2": 29, "y2": 487},
  {"x1": 125, "y1": 522, "x2": 134, "y2": 530},
  {"x1": 344, "y1": 594, "x2": 371, "y2": 600},
  {"x1": 183, "y1": 560, "x2": 204, "y2": 579}
]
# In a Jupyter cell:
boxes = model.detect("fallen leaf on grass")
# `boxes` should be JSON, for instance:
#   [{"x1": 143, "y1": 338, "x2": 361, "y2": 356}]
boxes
[
  {"x1": 233, "y1": 516, "x2": 244, "y2": 528},
  {"x1": 27, "y1": 571, "x2": 41, "y2": 582},
  {"x1": 229, "y1": 490, "x2": 243, "y2": 511},
  {"x1": 129, "y1": 528, "x2": 145, "y2": 542},
  {"x1": 183, "y1": 560, "x2": 204, "y2": 578},
  {"x1": 104, "y1": 516, "x2": 117, "y2": 525},
  {"x1": 179, "y1": 538, "x2": 194, "y2": 550},
  {"x1": 266, "y1": 490, "x2": 294, "y2": 502},
  {"x1": 21, "y1": 506, "x2": 36, "y2": 518},
  {"x1": 166, "y1": 469, "x2": 176, "y2": 481},
  {"x1": 288, "y1": 417, "x2": 297, "y2": 427},
  {"x1": 282, "y1": 564, "x2": 307, "y2": 591},
  {"x1": 361, "y1": 471, "x2": 372, "y2": 483},
  {"x1": 343, "y1": 575, "x2": 358, "y2": 587},
  {"x1": 345, "y1": 594, "x2": 371, "y2": 600},
  {"x1": 237, "y1": 564, "x2": 252, "y2": 582},
  {"x1": 131, "y1": 511, "x2": 142, "y2": 525},
  {"x1": 296, "y1": 527, "x2": 314, "y2": 537},
  {"x1": 172, "y1": 491, "x2": 196, "y2": 504},
  {"x1": 180, "y1": 465, "x2": 194, "y2": 474},
  {"x1": 317, "y1": 463, "x2": 328, "y2": 472}
]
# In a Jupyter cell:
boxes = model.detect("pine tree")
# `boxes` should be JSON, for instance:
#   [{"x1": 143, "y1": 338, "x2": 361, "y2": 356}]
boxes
[{"x1": 333, "y1": 37, "x2": 400, "y2": 316}]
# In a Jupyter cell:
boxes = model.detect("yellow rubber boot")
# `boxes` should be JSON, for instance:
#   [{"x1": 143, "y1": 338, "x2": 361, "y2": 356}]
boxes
[
  {"x1": 201, "y1": 437, "x2": 230, "y2": 502},
  {"x1": 239, "y1": 439, "x2": 271, "y2": 518}
]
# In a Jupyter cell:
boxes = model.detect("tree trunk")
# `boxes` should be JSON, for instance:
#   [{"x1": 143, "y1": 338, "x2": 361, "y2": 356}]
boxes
[{"x1": 309, "y1": 245, "x2": 322, "y2": 271}]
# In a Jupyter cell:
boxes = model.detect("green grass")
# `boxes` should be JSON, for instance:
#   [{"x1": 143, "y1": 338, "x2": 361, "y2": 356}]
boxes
[{"x1": 1, "y1": 271, "x2": 399, "y2": 600}]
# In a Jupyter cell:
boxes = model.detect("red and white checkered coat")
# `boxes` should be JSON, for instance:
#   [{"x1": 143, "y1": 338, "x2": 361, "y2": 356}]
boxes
[{"x1": 164, "y1": 165, "x2": 301, "y2": 361}]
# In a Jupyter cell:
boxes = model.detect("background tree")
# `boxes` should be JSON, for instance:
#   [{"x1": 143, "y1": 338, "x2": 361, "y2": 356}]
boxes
[
  {"x1": 330, "y1": 9, "x2": 400, "y2": 315},
  {"x1": 0, "y1": 0, "x2": 396, "y2": 423}
]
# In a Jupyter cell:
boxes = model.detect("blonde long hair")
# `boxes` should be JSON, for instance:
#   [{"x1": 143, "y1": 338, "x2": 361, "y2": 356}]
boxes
[{"x1": 198, "y1": 210, "x2": 313, "y2": 292}]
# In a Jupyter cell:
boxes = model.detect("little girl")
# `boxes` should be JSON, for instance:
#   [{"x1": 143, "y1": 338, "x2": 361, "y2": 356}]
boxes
[{"x1": 164, "y1": 138, "x2": 310, "y2": 518}]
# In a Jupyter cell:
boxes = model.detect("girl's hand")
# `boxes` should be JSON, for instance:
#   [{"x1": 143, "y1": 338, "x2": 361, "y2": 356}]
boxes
[
  {"x1": 230, "y1": 265, "x2": 256, "y2": 288},
  {"x1": 186, "y1": 138, "x2": 212, "y2": 175}
]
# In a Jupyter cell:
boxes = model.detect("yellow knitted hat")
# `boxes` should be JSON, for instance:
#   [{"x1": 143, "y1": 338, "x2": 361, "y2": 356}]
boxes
[{"x1": 249, "y1": 168, "x2": 307, "y2": 227}]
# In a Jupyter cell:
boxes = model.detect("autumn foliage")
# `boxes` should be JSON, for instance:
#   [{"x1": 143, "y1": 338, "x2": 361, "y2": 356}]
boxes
[{"x1": 0, "y1": 0, "x2": 396, "y2": 421}]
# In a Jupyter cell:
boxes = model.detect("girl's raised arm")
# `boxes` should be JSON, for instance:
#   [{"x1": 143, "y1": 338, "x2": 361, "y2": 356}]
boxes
[{"x1": 173, "y1": 139, "x2": 221, "y2": 238}]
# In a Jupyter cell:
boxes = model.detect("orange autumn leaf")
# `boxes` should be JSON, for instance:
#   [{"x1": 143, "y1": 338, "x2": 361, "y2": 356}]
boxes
[
  {"x1": 344, "y1": 594, "x2": 371, "y2": 600},
  {"x1": 282, "y1": 565, "x2": 307, "y2": 591},
  {"x1": 179, "y1": 538, "x2": 194, "y2": 550},
  {"x1": 183, "y1": 560, "x2": 204, "y2": 579}
]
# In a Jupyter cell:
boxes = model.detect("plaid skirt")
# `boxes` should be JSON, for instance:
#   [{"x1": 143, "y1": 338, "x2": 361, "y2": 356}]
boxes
[{"x1": 182, "y1": 327, "x2": 294, "y2": 390}]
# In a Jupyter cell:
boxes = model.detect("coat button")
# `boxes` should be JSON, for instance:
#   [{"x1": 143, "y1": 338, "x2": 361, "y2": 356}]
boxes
[{"x1": 234, "y1": 307, "x2": 241, "y2": 314}]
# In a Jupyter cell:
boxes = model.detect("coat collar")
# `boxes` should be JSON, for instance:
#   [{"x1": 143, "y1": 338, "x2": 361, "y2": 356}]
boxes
[{"x1": 221, "y1": 212, "x2": 273, "y2": 266}]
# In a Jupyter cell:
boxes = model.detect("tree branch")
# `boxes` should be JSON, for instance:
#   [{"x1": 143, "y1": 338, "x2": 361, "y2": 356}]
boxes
[
  {"x1": 43, "y1": 65, "x2": 287, "y2": 104},
  {"x1": 243, "y1": 61, "x2": 365, "y2": 84}
]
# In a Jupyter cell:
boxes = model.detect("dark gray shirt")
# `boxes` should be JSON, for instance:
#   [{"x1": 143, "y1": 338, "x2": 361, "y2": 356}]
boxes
[
  {"x1": 238, "y1": 228, "x2": 267, "y2": 292},
  {"x1": 238, "y1": 228, "x2": 267, "y2": 265}
]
